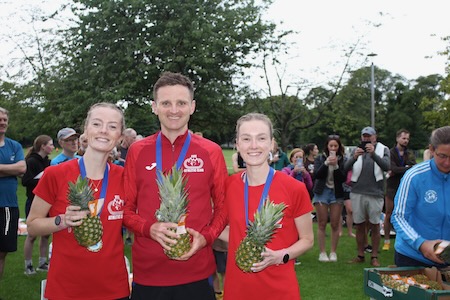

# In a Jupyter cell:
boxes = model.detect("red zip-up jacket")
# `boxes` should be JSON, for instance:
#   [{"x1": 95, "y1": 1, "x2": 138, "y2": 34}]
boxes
[{"x1": 123, "y1": 130, "x2": 228, "y2": 286}]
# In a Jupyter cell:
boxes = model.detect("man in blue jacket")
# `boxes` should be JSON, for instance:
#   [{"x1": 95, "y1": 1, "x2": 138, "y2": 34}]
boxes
[{"x1": 392, "y1": 126, "x2": 450, "y2": 268}]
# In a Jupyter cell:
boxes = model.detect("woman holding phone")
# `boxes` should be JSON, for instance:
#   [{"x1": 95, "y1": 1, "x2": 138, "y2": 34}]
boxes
[
  {"x1": 281, "y1": 148, "x2": 313, "y2": 193},
  {"x1": 312, "y1": 135, "x2": 347, "y2": 262}
]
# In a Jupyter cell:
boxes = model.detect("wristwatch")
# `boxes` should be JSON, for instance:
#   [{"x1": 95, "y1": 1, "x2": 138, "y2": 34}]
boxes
[
  {"x1": 282, "y1": 252, "x2": 290, "y2": 264},
  {"x1": 55, "y1": 215, "x2": 62, "y2": 226}
]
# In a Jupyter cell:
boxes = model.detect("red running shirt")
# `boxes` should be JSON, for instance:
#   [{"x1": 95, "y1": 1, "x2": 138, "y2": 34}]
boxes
[
  {"x1": 33, "y1": 160, "x2": 129, "y2": 300},
  {"x1": 224, "y1": 171, "x2": 313, "y2": 300}
]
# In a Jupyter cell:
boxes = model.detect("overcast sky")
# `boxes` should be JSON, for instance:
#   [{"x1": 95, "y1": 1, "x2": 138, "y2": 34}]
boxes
[
  {"x1": 1, "y1": 0, "x2": 449, "y2": 92},
  {"x1": 251, "y1": 0, "x2": 449, "y2": 93}
]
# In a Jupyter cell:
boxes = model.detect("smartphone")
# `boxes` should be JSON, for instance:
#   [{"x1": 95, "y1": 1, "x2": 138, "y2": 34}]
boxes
[
  {"x1": 358, "y1": 141, "x2": 370, "y2": 152},
  {"x1": 329, "y1": 151, "x2": 336, "y2": 158},
  {"x1": 296, "y1": 158, "x2": 303, "y2": 168}
]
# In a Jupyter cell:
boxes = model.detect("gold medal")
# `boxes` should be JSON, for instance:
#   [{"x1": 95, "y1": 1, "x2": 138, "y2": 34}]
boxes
[{"x1": 87, "y1": 240, "x2": 103, "y2": 252}]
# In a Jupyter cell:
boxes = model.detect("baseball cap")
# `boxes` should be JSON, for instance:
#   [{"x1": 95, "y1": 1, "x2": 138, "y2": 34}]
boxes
[
  {"x1": 361, "y1": 126, "x2": 376, "y2": 135},
  {"x1": 57, "y1": 127, "x2": 79, "y2": 140}
]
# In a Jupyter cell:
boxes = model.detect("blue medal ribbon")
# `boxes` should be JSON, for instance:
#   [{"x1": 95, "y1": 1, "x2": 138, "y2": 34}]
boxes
[
  {"x1": 244, "y1": 167, "x2": 275, "y2": 227},
  {"x1": 156, "y1": 131, "x2": 191, "y2": 181},
  {"x1": 78, "y1": 157, "x2": 109, "y2": 216}
]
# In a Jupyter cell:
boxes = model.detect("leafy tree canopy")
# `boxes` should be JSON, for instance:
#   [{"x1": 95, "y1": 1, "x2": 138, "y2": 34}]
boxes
[{"x1": 44, "y1": 0, "x2": 278, "y2": 143}]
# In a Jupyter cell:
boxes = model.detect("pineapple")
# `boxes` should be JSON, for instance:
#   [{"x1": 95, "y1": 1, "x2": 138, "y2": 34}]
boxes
[
  {"x1": 434, "y1": 240, "x2": 450, "y2": 264},
  {"x1": 235, "y1": 198, "x2": 286, "y2": 272},
  {"x1": 67, "y1": 176, "x2": 103, "y2": 248},
  {"x1": 155, "y1": 165, "x2": 191, "y2": 258}
]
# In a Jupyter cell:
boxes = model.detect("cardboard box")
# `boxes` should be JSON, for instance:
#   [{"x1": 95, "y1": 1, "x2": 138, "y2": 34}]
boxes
[{"x1": 364, "y1": 266, "x2": 450, "y2": 300}]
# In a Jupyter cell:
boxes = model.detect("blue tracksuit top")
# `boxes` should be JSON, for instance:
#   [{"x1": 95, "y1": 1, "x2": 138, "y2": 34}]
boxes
[{"x1": 392, "y1": 158, "x2": 450, "y2": 266}]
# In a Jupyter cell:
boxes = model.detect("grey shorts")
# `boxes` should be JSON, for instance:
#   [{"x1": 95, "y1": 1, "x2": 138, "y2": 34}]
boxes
[{"x1": 350, "y1": 193, "x2": 383, "y2": 225}]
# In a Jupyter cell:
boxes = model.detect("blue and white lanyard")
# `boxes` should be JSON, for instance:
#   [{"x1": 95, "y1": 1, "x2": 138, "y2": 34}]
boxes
[{"x1": 244, "y1": 167, "x2": 275, "y2": 226}]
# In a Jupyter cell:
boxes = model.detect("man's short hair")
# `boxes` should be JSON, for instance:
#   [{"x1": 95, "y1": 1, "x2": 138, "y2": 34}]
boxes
[
  {"x1": 152, "y1": 72, "x2": 194, "y2": 101},
  {"x1": 396, "y1": 128, "x2": 409, "y2": 137},
  {"x1": 123, "y1": 128, "x2": 137, "y2": 137},
  {"x1": 0, "y1": 107, "x2": 9, "y2": 116}
]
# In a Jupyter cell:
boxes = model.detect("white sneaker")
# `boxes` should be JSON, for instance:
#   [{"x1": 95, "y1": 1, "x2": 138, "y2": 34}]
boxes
[
  {"x1": 318, "y1": 252, "x2": 329, "y2": 262},
  {"x1": 329, "y1": 252, "x2": 337, "y2": 262}
]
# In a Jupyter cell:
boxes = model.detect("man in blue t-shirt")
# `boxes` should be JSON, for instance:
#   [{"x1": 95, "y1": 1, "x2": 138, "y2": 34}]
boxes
[
  {"x1": 51, "y1": 127, "x2": 80, "y2": 165},
  {"x1": 0, "y1": 107, "x2": 26, "y2": 280}
]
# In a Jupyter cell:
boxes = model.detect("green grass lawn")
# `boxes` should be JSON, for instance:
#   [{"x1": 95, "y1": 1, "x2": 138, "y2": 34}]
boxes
[{"x1": 0, "y1": 148, "x2": 395, "y2": 299}]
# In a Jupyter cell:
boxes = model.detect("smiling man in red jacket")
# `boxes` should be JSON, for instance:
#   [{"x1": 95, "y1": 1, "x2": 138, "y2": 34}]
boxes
[{"x1": 123, "y1": 72, "x2": 228, "y2": 300}]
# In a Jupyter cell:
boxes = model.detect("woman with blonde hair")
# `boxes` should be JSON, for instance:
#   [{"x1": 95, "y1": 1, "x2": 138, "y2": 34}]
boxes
[
  {"x1": 224, "y1": 113, "x2": 314, "y2": 300},
  {"x1": 27, "y1": 103, "x2": 130, "y2": 300}
]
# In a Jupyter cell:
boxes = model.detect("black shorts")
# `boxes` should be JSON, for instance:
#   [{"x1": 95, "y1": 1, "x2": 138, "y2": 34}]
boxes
[
  {"x1": 131, "y1": 278, "x2": 215, "y2": 300},
  {"x1": 213, "y1": 250, "x2": 227, "y2": 274},
  {"x1": 25, "y1": 197, "x2": 33, "y2": 218},
  {"x1": 0, "y1": 207, "x2": 19, "y2": 253}
]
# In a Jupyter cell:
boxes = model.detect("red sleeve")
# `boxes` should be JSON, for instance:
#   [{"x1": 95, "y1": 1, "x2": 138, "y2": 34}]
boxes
[
  {"x1": 33, "y1": 166, "x2": 58, "y2": 206},
  {"x1": 199, "y1": 145, "x2": 228, "y2": 245},
  {"x1": 123, "y1": 142, "x2": 152, "y2": 238}
]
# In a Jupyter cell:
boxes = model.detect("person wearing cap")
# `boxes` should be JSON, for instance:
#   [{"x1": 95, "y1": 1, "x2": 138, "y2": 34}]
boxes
[
  {"x1": 344, "y1": 126, "x2": 390, "y2": 267},
  {"x1": 51, "y1": 128, "x2": 81, "y2": 166}
]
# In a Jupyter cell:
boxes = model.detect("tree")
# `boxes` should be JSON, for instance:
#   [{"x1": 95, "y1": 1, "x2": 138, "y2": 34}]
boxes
[
  {"x1": 244, "y1": 38, "x2": 362, "y2": 150},
  {"x1": 42, "y1": 0, "x2": 281, "y2": 143},
  {"x1": 304, "y1": 66, "x2": 402, "y2": 148},
  {"x1": 0, "y1": 80, "x2": 45, "y2": 145},
  {"x1": 385, "y1": 74, "x2": 444, "y2": 149}
]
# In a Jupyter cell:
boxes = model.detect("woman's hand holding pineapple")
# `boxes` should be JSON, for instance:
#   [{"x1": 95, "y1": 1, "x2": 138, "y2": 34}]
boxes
[
  {"x1": 64, "y1": 205, "x2": 89, "y2": 228},
  {"x1": 249, "y1": 247, "x2": 284, "y2": 273}
]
